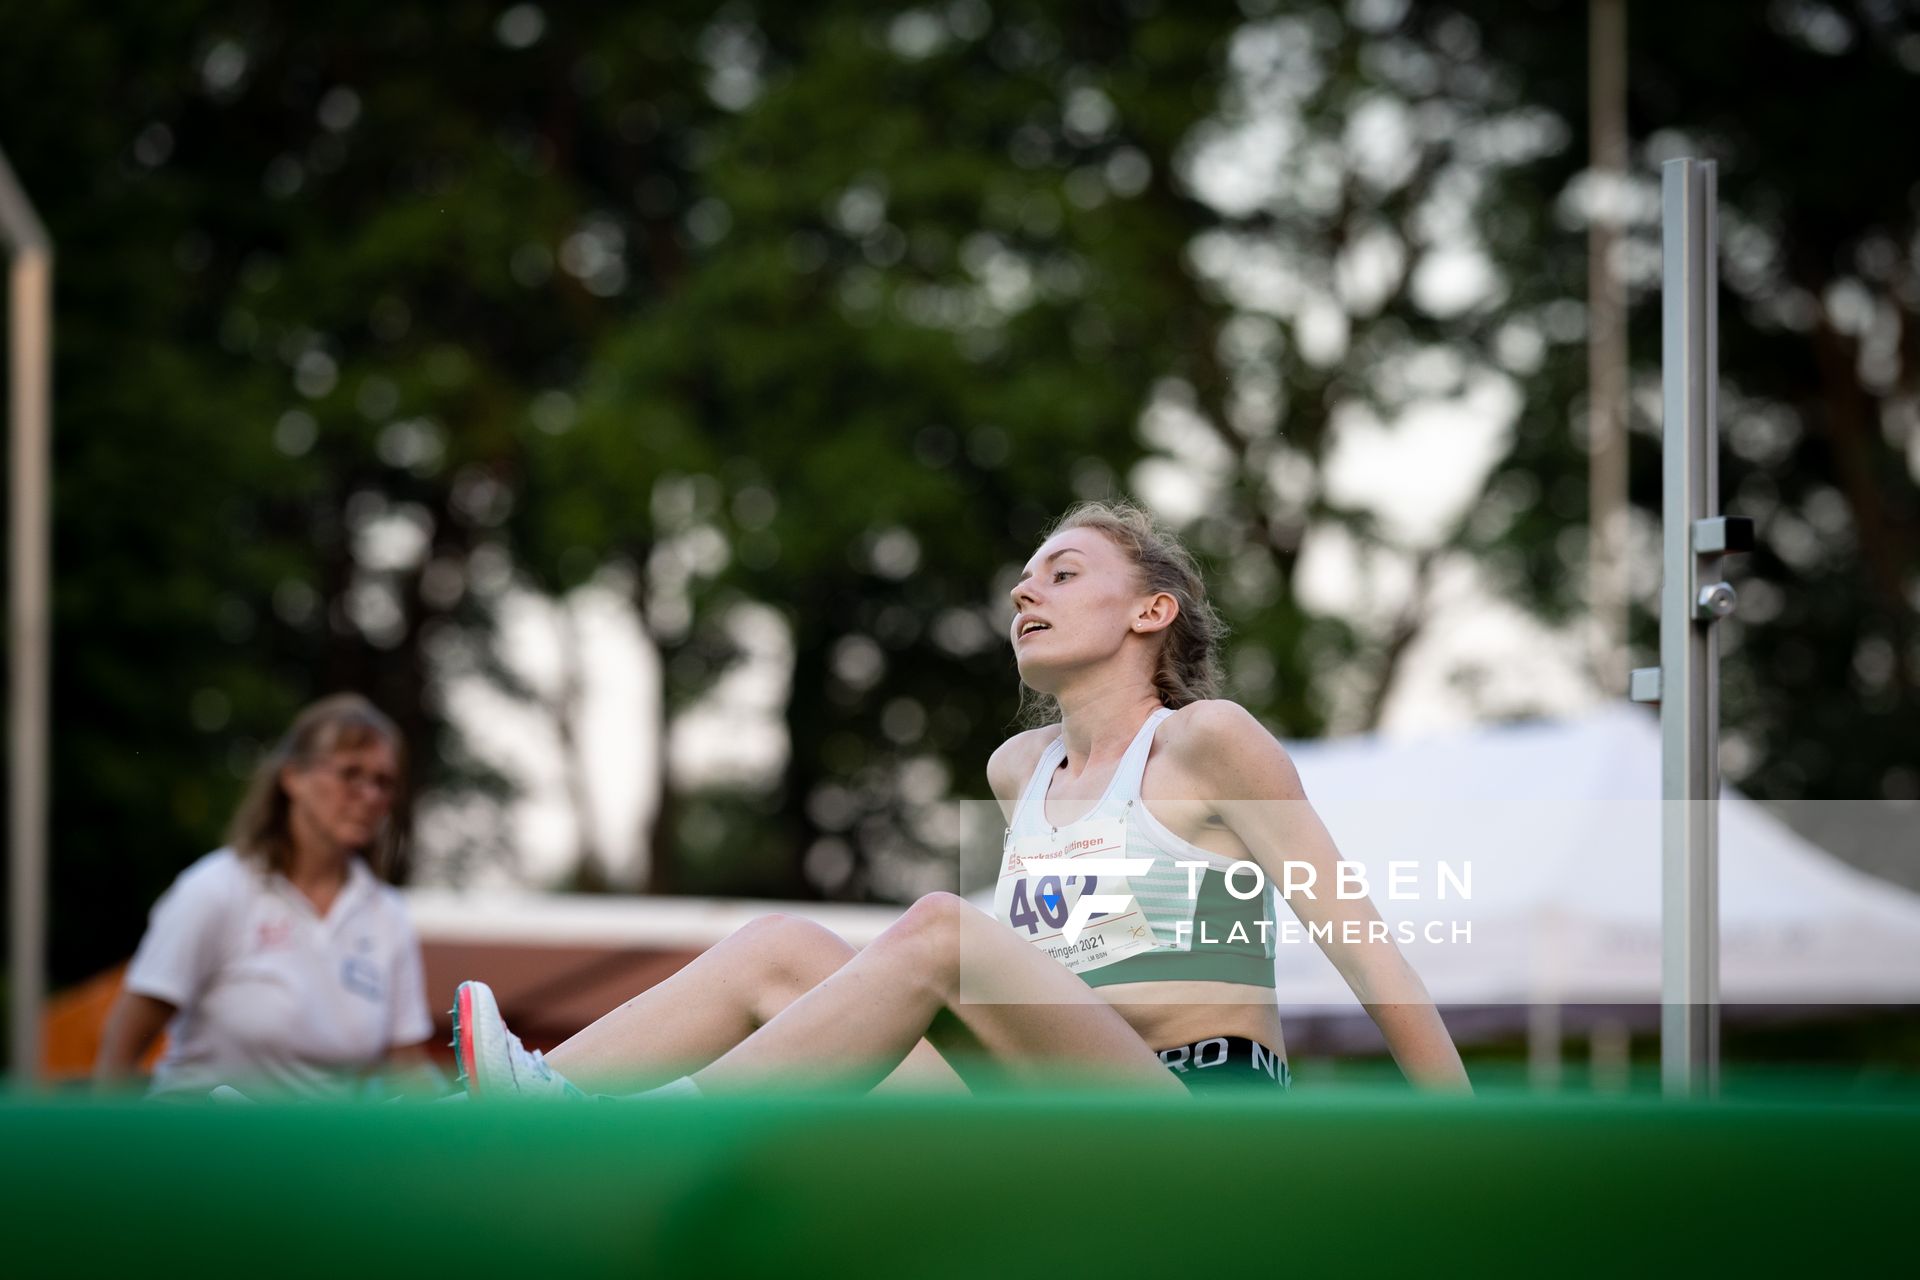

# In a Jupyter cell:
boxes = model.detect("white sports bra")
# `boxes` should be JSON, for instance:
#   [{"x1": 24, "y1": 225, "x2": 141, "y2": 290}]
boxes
[{"x1": 1002, "y1": 709, "x2": 1278, "y2": 988}]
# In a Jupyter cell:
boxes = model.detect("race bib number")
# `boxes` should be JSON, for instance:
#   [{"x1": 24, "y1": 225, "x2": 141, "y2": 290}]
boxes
[{"x1": 994, "y1": 817, "x2": 1159, "y2": 975}]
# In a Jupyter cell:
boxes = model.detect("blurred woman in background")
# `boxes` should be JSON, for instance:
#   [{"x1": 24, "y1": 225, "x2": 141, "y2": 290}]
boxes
[{"x1": 95, "y1": 693, "x2": 435, "y2": 1098}]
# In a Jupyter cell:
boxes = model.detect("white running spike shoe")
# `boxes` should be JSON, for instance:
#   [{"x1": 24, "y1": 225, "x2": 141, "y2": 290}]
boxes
[{"x1": 452, "y1": 979, "x2": 586, "y2": 1100}]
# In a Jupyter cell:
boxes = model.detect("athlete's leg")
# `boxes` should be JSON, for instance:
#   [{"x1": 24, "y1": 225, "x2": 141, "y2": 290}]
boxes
[
  {"x1": 541, "y1": 913, "x2": 960, "y2": 1091},
  {"x1": 690, "y1": 892, "x2": 1183, "y2": 1094}
]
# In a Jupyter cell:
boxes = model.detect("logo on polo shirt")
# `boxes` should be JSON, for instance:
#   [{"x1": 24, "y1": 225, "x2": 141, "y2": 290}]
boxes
[
  {"x1": 254, "y1": 917, "x2": 294, "y2": 951},
  {"x1": 340, "y1": 954, "x2": 385, "y2": 1002}
]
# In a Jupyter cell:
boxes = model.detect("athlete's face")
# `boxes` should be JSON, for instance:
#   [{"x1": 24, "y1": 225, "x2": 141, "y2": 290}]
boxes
[
  {"x1": 282, "y1": 736, "x2": 400, "y2": 854},
  {"x1": 1008, "y1": 527, "x2": 1170, "y2": 691}
]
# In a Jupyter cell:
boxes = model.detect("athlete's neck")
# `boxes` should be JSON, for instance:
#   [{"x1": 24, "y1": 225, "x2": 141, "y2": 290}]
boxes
[{"x1": 1052, "y1": 682, "x2": 1163, "y2": 780}]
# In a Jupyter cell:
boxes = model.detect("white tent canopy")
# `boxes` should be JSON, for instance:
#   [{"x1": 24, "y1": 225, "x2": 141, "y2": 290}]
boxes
[{"x1": 1275, "y1": 705, "x2": 1920, "y2": 1009}]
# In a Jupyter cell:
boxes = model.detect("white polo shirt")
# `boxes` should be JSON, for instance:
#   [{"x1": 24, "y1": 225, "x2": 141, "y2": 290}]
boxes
[{"x1": 124, "y1": 847, "x2": 433, "y2": 1099}]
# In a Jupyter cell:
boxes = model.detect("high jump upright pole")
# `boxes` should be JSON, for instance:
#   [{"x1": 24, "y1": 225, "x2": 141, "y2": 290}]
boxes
[
  {"x1": 0, "y1": 145, "x2": 52, "y2": 1087},
  {"x1": 1631, "y1": 158, "x2": 1750, "y2": 1097}
]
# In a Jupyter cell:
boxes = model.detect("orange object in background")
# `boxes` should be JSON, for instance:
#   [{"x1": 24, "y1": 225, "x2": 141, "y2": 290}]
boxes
[{"x1": 41, "y1": 964, "x2": 165, "y2": 1080}]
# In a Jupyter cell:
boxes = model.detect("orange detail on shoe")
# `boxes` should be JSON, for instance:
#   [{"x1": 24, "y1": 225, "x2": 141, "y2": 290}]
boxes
[{"x1": 456, "y1": 983, "x2": 478, "y2": 1095}]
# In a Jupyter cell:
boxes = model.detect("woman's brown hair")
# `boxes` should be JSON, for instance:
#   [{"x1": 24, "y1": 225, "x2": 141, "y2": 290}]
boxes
[
  {"x1": 226, "y1": 693, "x2": 407, "y2": 877},
  {"x1": 1016, "y1": 498, "x2": 1229, "y2": 727}
]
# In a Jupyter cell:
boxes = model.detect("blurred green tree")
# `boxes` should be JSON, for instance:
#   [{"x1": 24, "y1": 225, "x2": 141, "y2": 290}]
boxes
[
  {"x1": 546, "y1": 2, "x2": 1241, "y2": 898},
  {"x1": 1452, "y1": 0, "x2": 1920, "y2": 802},
  {"x1": 2, "y1": 0, "x2": 750, "y2": 975}
]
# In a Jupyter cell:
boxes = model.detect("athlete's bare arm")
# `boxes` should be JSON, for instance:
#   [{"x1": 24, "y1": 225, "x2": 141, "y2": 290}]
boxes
[{"x1": 1164, "y1": 700, "x2": 1471, "y2": 1092}]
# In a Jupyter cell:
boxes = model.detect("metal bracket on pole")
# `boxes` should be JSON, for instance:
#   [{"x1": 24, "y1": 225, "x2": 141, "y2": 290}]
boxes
[
  {"x1": 1654, "y1": 156, "x2": 1744, "y2": 1098},
  {"x1": 0, "y1": 146, "x2": 52, "y2": 1088},
  {"x1": 1632, "y1": 515, "x2": 1754, "y2": 703}
]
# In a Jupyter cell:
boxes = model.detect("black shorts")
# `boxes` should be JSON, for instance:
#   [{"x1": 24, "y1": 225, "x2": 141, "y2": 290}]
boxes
[{"x1": 1158, "y1": 1036, "x2": 1291, "y2": 1095}]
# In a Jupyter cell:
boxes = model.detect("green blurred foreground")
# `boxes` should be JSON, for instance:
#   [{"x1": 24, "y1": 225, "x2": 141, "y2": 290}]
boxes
[{"x1": 3, "y1": 1084, "x2": 1914, "y2": 1274}]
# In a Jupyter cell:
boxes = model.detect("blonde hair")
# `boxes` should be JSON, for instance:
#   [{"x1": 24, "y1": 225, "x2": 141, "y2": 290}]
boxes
[
  {"x1": 1016, "y1": 499, "x2": 1229, "y2": 727},
  {"x1": 226, "y1": 693, "x2": 406, "y2": 877}
]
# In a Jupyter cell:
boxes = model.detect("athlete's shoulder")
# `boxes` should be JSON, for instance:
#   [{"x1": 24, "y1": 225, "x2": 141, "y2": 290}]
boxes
[
  {"x1": 1162, "y1": 698, "x2": 1272, "y2": 746},
  {"x1": 1161, "y1": 700, "x2": 1304, "y2": 799},
  {"x1": 986, "y1": 723, "x2": 1064, "y2": 808}
]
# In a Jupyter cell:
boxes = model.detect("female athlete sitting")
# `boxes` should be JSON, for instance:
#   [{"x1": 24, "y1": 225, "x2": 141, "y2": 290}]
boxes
[{"x1": 454, "y1": 500, "x2": 1469, "y2": 1098}]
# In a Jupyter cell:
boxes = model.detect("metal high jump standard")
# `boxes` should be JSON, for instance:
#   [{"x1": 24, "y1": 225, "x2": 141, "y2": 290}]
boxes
[{"x1": 1630, "y1": 158, "x2": 1753, "y2": 1098}]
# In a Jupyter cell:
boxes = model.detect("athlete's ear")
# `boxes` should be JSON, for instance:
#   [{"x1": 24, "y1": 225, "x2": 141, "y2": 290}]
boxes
[{"x1": 1132, "y1": 591, "x2": 1179, "y2": 634}]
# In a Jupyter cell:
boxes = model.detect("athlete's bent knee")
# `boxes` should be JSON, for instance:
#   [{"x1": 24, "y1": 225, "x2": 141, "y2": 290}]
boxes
[
  {"x1": 740, "y1": 910, "x2": 833, "y2": 945},
  {"x1": 897, "y1": 891, "x2": 971, "y2": 933},
  {"x1": 875, "y1": 892, "x2": 972, "y2": 998},
  {"x1": 743, "y1": 912, "x2": 853, "y2": 971},
  {"x1": 736, "y1": 913, "x2": 855, "y2": 1024}
]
